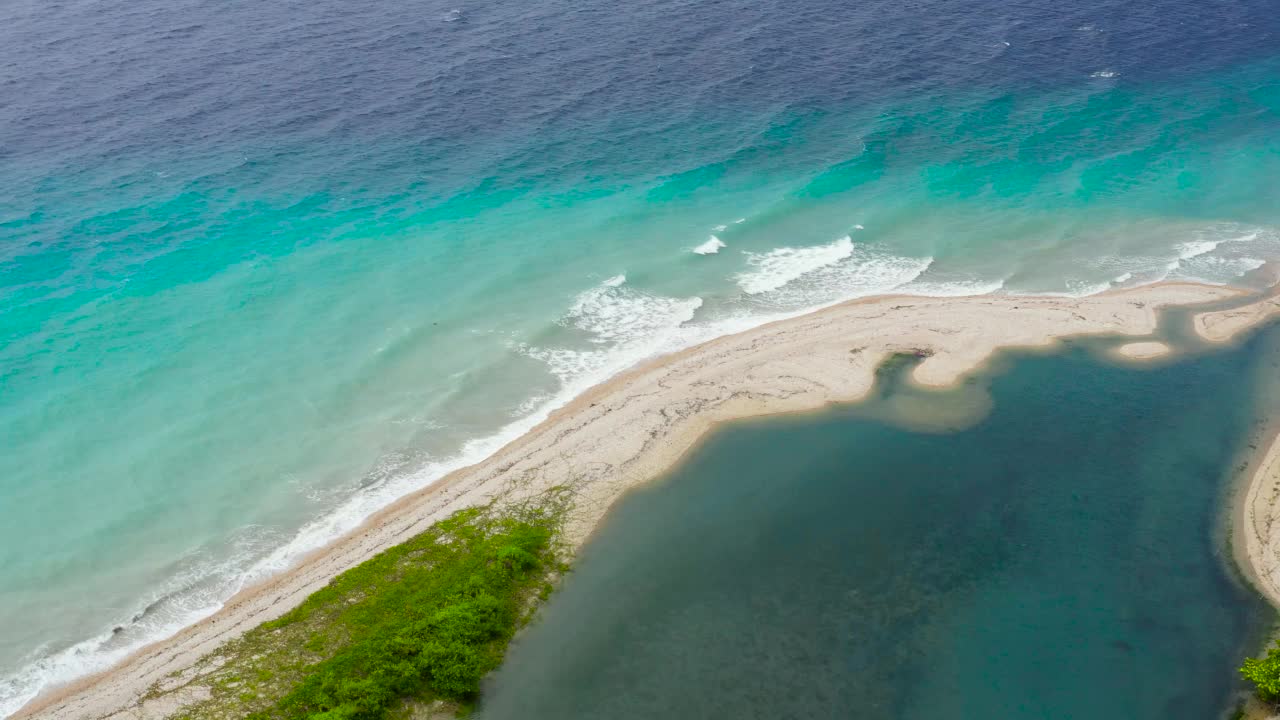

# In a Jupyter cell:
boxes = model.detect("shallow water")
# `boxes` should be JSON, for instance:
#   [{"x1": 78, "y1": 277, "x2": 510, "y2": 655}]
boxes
[
  {"x1": 4, "y1": 0, "x2": 1280, "y2": 709},
  {"x1": 479, "y1": 330, "x2": 1280, "y2": 719}
]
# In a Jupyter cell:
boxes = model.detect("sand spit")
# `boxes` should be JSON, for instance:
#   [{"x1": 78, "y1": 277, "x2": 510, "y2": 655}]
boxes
[
  {"x1": 17, "y1": 282, "x2": 1251, "y2": 720},
  {"x1": 1111, "y1": 341, "x2": 1173, "y2": 361},
  {"x1": 1195, "y1": 294, "x2": 1280, "y2": 344}
]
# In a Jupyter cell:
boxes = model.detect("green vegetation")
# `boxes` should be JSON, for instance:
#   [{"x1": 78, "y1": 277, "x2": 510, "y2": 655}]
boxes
[
  {"x1": 1241, "y1": 640, "x2": 1280, "y2": 708},
  {"x1": 165, "y1": 489, "x2": 572, "y2": 720}
]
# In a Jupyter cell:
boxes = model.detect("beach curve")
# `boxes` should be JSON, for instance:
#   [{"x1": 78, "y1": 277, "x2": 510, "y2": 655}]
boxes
[
  {"x1": 1237, "y1": 430, "x2": 1280, "y2": 610},
  {"x1": 15, "y1": 281, "x2": 1253, "y2": 720}
]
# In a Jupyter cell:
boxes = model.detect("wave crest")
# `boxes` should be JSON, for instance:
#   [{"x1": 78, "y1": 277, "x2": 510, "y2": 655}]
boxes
[
  {"x1": 523, "y1": 276, "x2": 703, "y2": 382},
  {"x1": 734, "y1": 237, "x2": 935, "y2": 308},
  {"x1": 736, "y1": 236, "x2": 855, "y2": 295},
  {"x1": 693, "y1": 236, "x2": 726, "y2": 255}
]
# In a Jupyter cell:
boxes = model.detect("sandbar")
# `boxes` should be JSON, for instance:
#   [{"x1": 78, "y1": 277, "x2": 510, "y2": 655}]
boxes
[
  {"x1": 1195, "y1": 294, "x2": 1280, "y2": 344},
  {"x1": 1111, "y1": 341, "x2": 1173, "y2": 361}
]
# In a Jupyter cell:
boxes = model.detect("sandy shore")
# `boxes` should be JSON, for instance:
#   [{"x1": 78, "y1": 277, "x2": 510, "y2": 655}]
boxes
[
  {"x1": 1236, "y1": 429, "x2": 1280, "y2": 609},
  {"x1": 16, "y1": 281, "x2": 1264, "y2": 720},
  {"x1": 1211, "y1": 290, "x2": 1280, "y2": 613},
  {"x1": 1232, "y1": 419, "x2": 1280, "y2": 720}
]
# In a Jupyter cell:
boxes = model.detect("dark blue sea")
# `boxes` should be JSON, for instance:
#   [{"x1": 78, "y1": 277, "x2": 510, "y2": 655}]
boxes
[{"x1": 2, "y1": 0, "x2": 1279, "y2": 712}]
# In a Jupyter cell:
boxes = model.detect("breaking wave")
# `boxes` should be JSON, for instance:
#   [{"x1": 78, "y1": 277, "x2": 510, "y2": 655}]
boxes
[
  {"x1": 736, "y1": 236, "x2": 856, "y2": 295},
  {"x1": 693, "y1": 236, "x2": 727, "y2": 255}
]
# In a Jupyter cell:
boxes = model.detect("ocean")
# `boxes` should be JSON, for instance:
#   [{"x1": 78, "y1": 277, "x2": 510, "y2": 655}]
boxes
[
  {"x1": 2, "y1": 0, "x2": 1279, "y2": 712},
  {"x1": 477, "y1": 328, "x2": 1280, "y2": 719}
]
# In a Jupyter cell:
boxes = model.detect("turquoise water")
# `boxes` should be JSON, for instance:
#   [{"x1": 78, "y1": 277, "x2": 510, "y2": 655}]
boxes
[
  {"x1": 4, "y1": 0, "x2": 1280, "y2": 711},
  {"x1": 479, "y1": 330, "x2": 1280, "y2": 719}
]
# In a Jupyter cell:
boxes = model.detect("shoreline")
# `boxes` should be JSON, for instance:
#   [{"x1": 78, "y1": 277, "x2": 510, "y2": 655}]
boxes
[
  {"x1": 1215, "y1": 284, "x2": 1280, "y2": 616},
  {"x1": 1233, "y1": 421, "x2": 1280, "y2": 611},
  {"x1": 1228, "y1": 404, "x2": 1280, "y2": 720},
  {"x1": 17, "y1": 280, "x2": 1277, "y2": 720}
]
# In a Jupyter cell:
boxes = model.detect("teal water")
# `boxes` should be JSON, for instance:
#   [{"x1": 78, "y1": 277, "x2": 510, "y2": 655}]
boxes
[
  {"x1": 4, "y1": 0, "x2": 1280, "y2": 711},
  {"x1": 478, "y1": 330, "x2": 1280, "y2": 719}
]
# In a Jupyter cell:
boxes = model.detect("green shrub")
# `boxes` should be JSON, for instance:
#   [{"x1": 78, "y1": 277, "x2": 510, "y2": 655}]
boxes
[
  {"x1": 234, "y1": 496, "x2": 567, "y2": 720},
  {"x1": 1242, "y1": 640, "x2": 1280, "y2": 701},
  {"x1": 497, "y1": 545, "x2": 538, "y2": 572}
]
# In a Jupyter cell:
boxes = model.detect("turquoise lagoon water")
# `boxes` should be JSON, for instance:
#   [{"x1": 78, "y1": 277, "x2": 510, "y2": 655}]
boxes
[
  {"x1": 3, "y1": 0, "x2": 1280, "y2": 711},
  {"x1": 479, "y1": 328, "x2": 1280, "y2": 720}
]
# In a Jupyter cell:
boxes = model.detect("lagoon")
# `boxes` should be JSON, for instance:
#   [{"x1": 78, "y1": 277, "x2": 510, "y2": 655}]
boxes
[{"x1": 480, "y1": 330, "x2": 1279, "y2": 719}]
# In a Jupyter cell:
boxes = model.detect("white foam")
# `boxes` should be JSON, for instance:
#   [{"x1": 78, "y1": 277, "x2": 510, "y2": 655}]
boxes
[
  {"x1": 1171, "y1": 230, "x2": 1257, "y2": 263},
  {"x1": 1161, "y1": 227, "x2": 1269, "y2": 280},
  {"x1": 511, "y1": 393, "x2": 552, "y2": 418},
  {"x1": 693, "y1": 236, "x2": 727, "y2": 255},
  {"x1": 565, "y1": 275, "x2": 702, "y2": 346},
  {"x1": 898, "y1": 276, "x2": 1007, "y2": 297},
  {"x1": 712, "y1": 224, "x2": 728, "y2": 232},
  {"x1": 519, "y1": 275, "x2": 704, "y2": 381},
  {"x1": 1077, "y1": 224, "x2": 1276, "y2": 290},
  {"x1": 512, "y1": 249, "x2": 940, "y2": 413},
  {"x1": 854, "y1": 224, "x2": 865, "y2": 230},
  {"x1": 1173, "y1": 255, "x2": 1267, "y2": 282},
  {"x1": 1, "y1": 619, "x2": 201, "y2": 719},
  {"x1": 736, "y1": 236, "x2": 855, "y2": 295},
  {"x1": 0, "y1": 527, "x2": 282, "y2": 718},
  {"x1": 741, "y1": 241, "x2": 935, "y2": 310},
  {"x1": 1090, "y1": 70, "x2": 1119, "y2": 78},
  {"x1": 1175, "y1": 239, "x2": 1223, "y2": 261},
  {"x1": 1067, "y1": 279, "x2": 1115, "y2": 297}
]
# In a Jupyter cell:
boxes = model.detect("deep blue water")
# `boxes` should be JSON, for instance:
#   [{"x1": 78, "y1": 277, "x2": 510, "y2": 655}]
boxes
[
  {"x1": 3, "y1": 0, "x2": 1280, "y2": 712},
  {"x1": 479, "y1": 332, "x2": 1280, "y2": 720}
]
